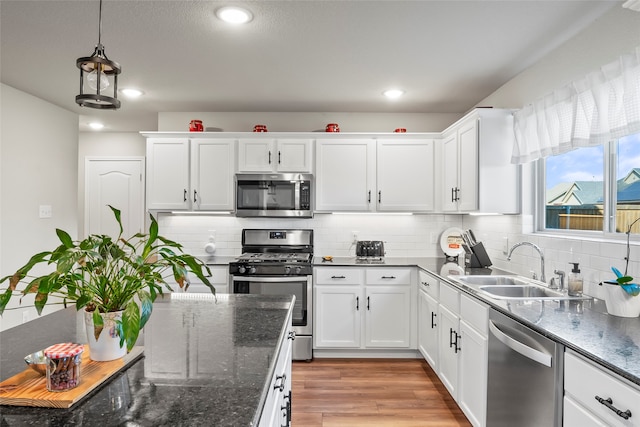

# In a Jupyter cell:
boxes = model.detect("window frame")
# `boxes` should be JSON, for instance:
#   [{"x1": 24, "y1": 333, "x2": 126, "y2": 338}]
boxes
[{"x1": 536, "y1": 138, "x2": 635, "y2": 239}]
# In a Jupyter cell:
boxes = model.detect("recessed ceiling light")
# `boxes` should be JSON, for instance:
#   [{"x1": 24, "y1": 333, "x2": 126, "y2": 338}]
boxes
[
  {"x1": 120, "y1": 88, "x2": 144, "y2": 98},
  {"x1": 89, "y1": 122, "x2": 104, "y2": 130},
  {"x1": 383, "y1": 89, "x2": 405, "y2": 99},
  {"x1": 216, "y1": 6, "x2": 253, "y2": 24}
]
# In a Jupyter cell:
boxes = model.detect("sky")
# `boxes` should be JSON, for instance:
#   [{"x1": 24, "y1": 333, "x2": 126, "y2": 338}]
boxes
[{"x1": 546, "y1": 133, "x2": 640, "y2": 189}]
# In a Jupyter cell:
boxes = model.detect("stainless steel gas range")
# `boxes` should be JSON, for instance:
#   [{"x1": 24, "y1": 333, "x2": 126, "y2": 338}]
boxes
[{"x1": 229, "y1": 229, "x2": 313, "y2": 361}]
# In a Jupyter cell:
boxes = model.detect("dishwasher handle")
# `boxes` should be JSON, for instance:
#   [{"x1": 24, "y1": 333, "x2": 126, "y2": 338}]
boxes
[{"x1": 489, "y1": 319, "x2": 552, "y2": 367}]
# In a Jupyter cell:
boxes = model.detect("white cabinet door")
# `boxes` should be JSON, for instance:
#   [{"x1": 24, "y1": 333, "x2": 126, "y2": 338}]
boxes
[
  {"x1": 459, "y1": 319, "x2": 487, "y2": 427},
  {"x1": 146, "y1": 138, "x2": 190, "y2": 210},
  {"x1": 564, "y1": 396, "x2": 608, "y2": 427},
  {"x1": 364, "y1": 286, "x2": 411, "y2": 348},
  {"x1": 143, "y1": 305, "x2": 188, "y2": 379},
  {"x1": 315, "y1": 139, "x2": 376, "y2": 211},
  {"x1": 376, "y1": 139, "x2": 434, "y2": 212},
  {"x1": 441, "y1": 132, "x2": 458, "y2": 212},
  {"x1": 418, "y1": 289, "x2": 439, "y2": 370},
  {"x1": 276, "y1": 139, "x2": 313, "y2": 172},
  {"x1": 457, "y1": 118, "x2": 479, "y2": 212},
  {"x1": 438, "y1": 304, "x2": 460, "y2": 400},
  {"x1": 191, "y1": 139, "x2": 235, "y2": 211},
  {"x1": 238, "y1": 138, "x2": 275, "y2": 172},
  {"x1": 314, "y1": 286, "x2": 362, "y2": 348}
]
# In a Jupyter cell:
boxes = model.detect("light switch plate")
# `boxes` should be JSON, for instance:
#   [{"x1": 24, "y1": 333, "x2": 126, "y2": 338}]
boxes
[{"x1": 39, "y1": 205, "x2": 52, "y2": 218}]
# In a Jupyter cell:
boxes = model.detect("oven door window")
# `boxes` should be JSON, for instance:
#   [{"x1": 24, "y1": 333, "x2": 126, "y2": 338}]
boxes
[
  {"x1": 233, "y1": 279, "x2": 307, "y2": 327},
  {"x1": 237, "y1": 180, "x2": 296, "y2": 211}
]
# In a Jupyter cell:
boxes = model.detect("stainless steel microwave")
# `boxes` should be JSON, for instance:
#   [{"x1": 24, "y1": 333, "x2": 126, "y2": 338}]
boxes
[{"x1": 235, "y1": 173, "x2": 313, "y2": 218}]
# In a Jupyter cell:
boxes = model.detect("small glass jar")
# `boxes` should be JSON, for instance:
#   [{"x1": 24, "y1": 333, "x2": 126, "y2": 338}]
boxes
[{"x1": 44, "y1": 343, "x2": 84, "y2": 392}]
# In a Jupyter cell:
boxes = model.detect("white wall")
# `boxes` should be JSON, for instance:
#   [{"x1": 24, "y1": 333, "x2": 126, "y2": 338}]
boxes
[
  {"x1": 0, "y1": 84, "x2": 79, "y2": 330},
  {"x1": 465, "y1": 6, "x2": 640, "y2": 300}
]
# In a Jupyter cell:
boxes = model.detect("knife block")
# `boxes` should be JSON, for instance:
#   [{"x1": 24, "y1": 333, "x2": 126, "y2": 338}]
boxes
[{"x1": 465, "y1": 242, "x2": 492, "y2": 268}]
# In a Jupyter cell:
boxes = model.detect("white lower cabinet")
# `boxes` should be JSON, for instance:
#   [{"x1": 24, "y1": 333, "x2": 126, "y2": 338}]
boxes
[
  {"x1": 314, "y1": 267, "x2": 413, "y2": 350},
  {"x1": 418, "y1": 288, "x2": 439, "y2": 369},
  {"x1": 564, "y1": 349, "x2": 640, "y2": 427},
  {"x1": 458, "y1": 294, "x2": 488, "y2": 427},
  {"x1": 259, "y1": 317, "x2": 294, "y2": 427},
  {"x1": 436, "y1": 281, "x2": 488, "y2": 427}
]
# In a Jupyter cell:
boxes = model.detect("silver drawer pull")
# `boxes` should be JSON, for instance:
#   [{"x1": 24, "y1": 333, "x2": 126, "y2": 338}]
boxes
[
  {"x1": 595, "y1": 396, "x2": 632, "y2": 420},
  {"x1": 274, "y1": 373, "x2": 286, "y2": 392}
]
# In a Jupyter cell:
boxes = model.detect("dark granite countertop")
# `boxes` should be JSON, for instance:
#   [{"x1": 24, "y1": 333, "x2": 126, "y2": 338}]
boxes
[
  {"x1": 315, "y1": 256, "x2": 640, "y2": 387},
  {"x1": 0, "y1": 294, "x2": 294, "y2": 426}
]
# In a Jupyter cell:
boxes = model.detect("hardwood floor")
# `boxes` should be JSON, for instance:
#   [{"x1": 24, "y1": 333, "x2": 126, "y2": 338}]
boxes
[{"x1": 291, "y1": 358, "x2": 471, "y2": 426}]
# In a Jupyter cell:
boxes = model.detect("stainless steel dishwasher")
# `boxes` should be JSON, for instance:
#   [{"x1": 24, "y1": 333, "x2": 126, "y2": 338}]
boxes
[{"x1": 487, "y1": 308, "x2": 564, "y2": 427}]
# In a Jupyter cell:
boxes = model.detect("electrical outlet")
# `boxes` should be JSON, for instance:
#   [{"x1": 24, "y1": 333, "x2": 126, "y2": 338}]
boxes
[
  {"x1": 39, "y1": 205, "x2": 52, "y2": 218},
  {"x1": 208, "y1": 229, "x2": 216, "y2": 240},
  {"x1": 502, "y1": 237, "x2": 509, "y2": 255},
  {"x1": 352, "y1": 231, "x2": 359, "y2": 243}
]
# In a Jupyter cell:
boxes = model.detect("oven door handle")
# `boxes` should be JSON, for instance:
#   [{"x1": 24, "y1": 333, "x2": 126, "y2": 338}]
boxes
[{"x1": 232, "y1": 276, "x2": 306, "y2": 283}]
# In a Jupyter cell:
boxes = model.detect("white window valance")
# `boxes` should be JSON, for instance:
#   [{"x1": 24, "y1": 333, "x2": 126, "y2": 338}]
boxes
[{"x1": 512, "y1": 46, "x2": 640, "y2": 164}]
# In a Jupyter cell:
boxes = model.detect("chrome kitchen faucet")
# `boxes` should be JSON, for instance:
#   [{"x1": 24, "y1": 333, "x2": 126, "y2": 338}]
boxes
[{"x1": 507, "y1": 241, "x2": 546, "y2": 284}]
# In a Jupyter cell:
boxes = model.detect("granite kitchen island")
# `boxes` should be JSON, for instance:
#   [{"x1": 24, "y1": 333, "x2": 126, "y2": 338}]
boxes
[{"x1": 0, "y1": 293, "x2": 294, "y2": 426}]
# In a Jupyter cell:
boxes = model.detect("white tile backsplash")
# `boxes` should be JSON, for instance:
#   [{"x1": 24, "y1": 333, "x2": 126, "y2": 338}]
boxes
[{"x1": 158, "y1": 211, "x2": 637, "y2": 301}]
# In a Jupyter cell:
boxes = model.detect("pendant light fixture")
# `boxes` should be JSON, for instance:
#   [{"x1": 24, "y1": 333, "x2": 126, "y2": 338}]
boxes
[{"x1": 75, "y1": 0, "x2": 121, "y2": 109}]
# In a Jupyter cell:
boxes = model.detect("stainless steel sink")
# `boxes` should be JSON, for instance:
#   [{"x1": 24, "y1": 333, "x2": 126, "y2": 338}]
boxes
[
  {"x1": 478, "y1": 284, "x2": 566, "y2": 299},
  {"x1": 449, "y1": 275, "x2": 591, "y2": 301}
]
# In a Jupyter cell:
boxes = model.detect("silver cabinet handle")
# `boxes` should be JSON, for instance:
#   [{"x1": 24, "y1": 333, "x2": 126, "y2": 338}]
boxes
[
  {"x1": 489, "y1": 320, "x2": 552, "y2": 367},
  {"x1": 595, "y1": 396, "x2": 632, "y2": 420},
  {"x1": 274, "y1": 373, "x2": 286, "y2": 392}
]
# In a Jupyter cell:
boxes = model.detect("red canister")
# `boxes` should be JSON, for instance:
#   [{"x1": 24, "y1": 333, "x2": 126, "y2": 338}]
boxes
[
  {"x1": 253, "y1": 124, "x2": 268, "y2": 132},
  {"x1": 189, "y1": 120, "x2": 203, "y2": 132},
  {"x1": 325, "y1": 123, "x2": 340, "y2": 132},
  {"x1": 394, "y1": 128, "x2": 407, "y2": 133}
]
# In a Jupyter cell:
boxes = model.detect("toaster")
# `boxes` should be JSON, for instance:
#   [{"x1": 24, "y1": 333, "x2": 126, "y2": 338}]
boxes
[{"x1": 356, "y1": 241, "x2": 385, "y2": 257}]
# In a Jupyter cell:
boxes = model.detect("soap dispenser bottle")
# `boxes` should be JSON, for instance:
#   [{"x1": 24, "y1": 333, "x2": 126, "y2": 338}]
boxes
[{"x1": 568, "y1": 262, "x2": 583, "y2": 297}]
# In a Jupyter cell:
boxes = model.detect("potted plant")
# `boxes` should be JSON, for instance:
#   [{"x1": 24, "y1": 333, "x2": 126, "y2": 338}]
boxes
[
  {"x1": 0, "y1": 206, "x2": 214, "y2": 360},
  {"x1": 603, "y1": 218, "x2": 640, "y2": 317}
]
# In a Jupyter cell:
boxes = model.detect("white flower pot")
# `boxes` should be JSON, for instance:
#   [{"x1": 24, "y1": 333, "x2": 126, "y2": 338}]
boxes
[
  {"x1": 84, "y1": 310, "x2": 127, "y2": 361},
  {"x1": 602, "y1": 282, "x2": 640, "y2": 318}
]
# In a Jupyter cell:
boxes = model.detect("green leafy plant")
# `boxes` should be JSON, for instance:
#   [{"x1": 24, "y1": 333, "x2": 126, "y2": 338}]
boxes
[{"x1": 0, "y1": 206, "x2": 214, "y2": 351}]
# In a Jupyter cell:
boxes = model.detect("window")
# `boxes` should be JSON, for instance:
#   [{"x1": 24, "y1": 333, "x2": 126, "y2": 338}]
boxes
[{"x1": 541, "y1": 132, "x2": 640, "y2": 235}]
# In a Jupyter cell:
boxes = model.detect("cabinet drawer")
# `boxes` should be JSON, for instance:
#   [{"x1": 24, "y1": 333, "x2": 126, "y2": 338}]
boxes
[
  {"x1": 439, "y1": 282, "x2": 460, "y2": 314},
  {"x1": 315, "y1": 268, "x2": 363, "y2": 285},
  {"x1": 207, "y1": 266, "x2": 229, "y2": 284},
  {"x1": 564, "y1": 396, "x2": 608, "y2": 427},
  {"x1": 565, "y1": 350, "x2": 640, "y2": 426},
  {"x1": 418, "y1": 270, "x2": 439, "y2": 299},
  {"x1": 460, "y1": 293, "x2": 488, "y2": 336},
  {"x1": 366, "y1": 268, "x2": 411, "y2": 285}
]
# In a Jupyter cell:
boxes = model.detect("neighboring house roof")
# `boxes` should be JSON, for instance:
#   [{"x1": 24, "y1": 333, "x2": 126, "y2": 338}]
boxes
[{"x1": 546, "y1": 181, "x2": 603, "y2": 205}]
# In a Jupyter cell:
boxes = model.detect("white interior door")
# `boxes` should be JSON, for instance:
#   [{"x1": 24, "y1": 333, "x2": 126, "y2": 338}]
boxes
[{"x1": 85, "y1": 157, "x2": 145, "y2": 238}]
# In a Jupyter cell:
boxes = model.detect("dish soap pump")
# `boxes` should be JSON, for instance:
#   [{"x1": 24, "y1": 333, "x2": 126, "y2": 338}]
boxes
[{"x1": 568, "y1": 262, "x2": 583, "y2": 297}]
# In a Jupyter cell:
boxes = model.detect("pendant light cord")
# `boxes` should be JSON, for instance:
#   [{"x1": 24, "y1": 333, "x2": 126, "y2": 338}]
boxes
[{"x1": 98, "y1": 0, "x2": 103, "y2": 47}]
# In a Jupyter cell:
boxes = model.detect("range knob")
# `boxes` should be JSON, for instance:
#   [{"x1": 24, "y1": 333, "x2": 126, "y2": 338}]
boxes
[
  {"x1": 238, "y1": 266, "x2": 246, "y2": 274},
  {"x1": 284, "y1": 265, "x2": 291, "y2": 274},
  {"x1": 295, "y1": 266, "x2": 302, "y2": 274},
  {"x1": 249, "y1": 266, "x2": 257, "y2": 274}
]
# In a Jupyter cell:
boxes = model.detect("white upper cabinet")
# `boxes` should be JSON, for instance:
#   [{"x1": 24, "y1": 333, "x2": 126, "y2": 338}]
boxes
[
  {"x1": 146, "y1": 138, "x2": 191, "y2": 211},
  {"x1": 146, "y1": 137, "x2": 235, "y2": 211},
  {"x1": 315, "y1": 139, "x2": 376, "y2": 212},
  {"x1": 190, "y1": 139, "x2": 235, "y2": 211},
  {"x1": 377, "y1": 139, "x2": 434, "y2": 212},
  {"x1": 238, "y1": 138, "x2": 313, "y2": 173},
  {"x1": 315, "y1": 138, "x2": 434, "y2": 212},
  {"x1": 441, "y1": 109, "x2": 520, "y2": 214}
]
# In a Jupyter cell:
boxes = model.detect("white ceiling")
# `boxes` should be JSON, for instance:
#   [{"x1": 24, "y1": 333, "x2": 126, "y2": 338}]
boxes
[{"x1": 0, "y1": 0, "x2": 620, "y2": 132}]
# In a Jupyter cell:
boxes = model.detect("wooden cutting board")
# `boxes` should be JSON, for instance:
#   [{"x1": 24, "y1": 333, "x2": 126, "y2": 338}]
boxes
[{"x1": 0, "y1": 345, "x2": 143, "y2": 409}]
